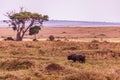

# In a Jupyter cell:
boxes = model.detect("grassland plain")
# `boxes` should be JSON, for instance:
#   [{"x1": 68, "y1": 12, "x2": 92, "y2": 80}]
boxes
[{"x1": 0, "y1": 41, "x2": 120, "y2": 80}]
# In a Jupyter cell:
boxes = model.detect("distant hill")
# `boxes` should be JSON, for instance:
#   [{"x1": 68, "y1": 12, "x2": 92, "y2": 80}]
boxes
[
  {"x1": 1, "y1": 20, "x2": 120, "y2": 27},
  {"x1": 43, "y1": 20, "x2": 120, "y2": 27}
]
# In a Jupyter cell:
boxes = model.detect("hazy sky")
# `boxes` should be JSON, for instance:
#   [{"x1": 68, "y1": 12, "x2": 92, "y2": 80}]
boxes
[{"x1": 0, "y1": 0, "x2": 120, "y2": 22}]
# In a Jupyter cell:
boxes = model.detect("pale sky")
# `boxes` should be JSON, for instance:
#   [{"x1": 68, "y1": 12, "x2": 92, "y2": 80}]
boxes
[{"x1": 0, "y1": 0, "x2": 120, "y2": 22}]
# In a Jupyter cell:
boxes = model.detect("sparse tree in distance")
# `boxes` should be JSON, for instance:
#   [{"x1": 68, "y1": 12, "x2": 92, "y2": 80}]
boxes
[{"x1": 5, "y1": 8, "x2": 48, "y2": 41}]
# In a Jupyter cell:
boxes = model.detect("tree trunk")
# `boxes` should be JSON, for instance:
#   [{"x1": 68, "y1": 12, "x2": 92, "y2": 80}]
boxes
[
  {"x1": 16, "y1": 32, "x2": 22, "y2": 41},
  {"x1": 34, "y1": 34, "x2": 37, "y2": 40}
]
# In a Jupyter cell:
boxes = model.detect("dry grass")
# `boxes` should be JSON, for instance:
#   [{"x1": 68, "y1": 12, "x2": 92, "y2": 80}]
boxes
[
  {"x1": 0, "y1": 59, "x2": 34, "y2": 71},
  {"x1": 0, "y1": 41, "x2": 119, "y2": 80}
]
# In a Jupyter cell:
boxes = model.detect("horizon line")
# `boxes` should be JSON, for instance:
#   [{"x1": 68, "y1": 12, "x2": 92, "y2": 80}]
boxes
[{"x1": 1, "y1": 19, "x2": 120, "y2": 23}]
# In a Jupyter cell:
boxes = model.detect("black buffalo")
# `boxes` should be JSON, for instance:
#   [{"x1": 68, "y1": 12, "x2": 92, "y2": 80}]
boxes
[{"x1": 67, "y1": 54, "x2": 86, "y2": 63}]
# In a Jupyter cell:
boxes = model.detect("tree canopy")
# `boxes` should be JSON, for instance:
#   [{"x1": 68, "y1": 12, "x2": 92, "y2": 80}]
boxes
[{"x1": 29, "y1": 26, "x2": 41, "y2": 35}]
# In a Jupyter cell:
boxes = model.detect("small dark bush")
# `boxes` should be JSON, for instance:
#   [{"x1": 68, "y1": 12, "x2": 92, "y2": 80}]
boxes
[
  {"x1": 33, "y1": 39, "x2": 38, "y2": 41},
  {"x1": 45, "y1": 63, "x2": 64, "y2": 71},
  {"x1": 4, "y1": 37, "x2": 14, "y2": 41},
  {"x1": 91, "y1": 40, "x2": 99, "y2": 43},
  {"x1": 62, "y1": 32, "x2": 67, "y2": 34},
  {"x1": 62, "y1": 46, "x2": 78, "y2": 50},
  {"x1": 69, "y1": 47, "x2": 77, "y2": 50},
  {"x1": 49, "y1": 35, "x2": 55, "y2": 41}
]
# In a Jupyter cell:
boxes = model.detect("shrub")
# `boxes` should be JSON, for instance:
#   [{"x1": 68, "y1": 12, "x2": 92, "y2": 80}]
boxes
[
  {"x1": 4, "y1": 37, "x2": 14, "y2": 41},
  {"x1": 62, "y1": 46, "x2": 78, "y2": 50},
  {"x1": 33, "y1": 39, "x2": 38, "y2": 41},
  {"x1": 91, "y1": 40, "x2": 99, "y2": 43},
  {"x1": 62, "y1": 31, "x2": 67, "y2": 34},
  {"x1": 45, "y1": 63, "x2": 65, "y2": 71},
  {"x1": 49, "y1": 35, "x2": 55, "y2": 41}
]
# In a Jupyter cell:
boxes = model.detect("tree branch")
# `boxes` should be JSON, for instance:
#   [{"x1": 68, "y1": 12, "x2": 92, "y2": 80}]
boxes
[{"x1": 22, "y1": 20, "x2": 34, "y2": 38}]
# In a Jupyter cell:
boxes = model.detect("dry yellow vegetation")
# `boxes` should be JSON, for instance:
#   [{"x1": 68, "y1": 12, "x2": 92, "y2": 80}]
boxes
[{"x1": 0, "y1": 41, "x2": 120, "y2": 80}]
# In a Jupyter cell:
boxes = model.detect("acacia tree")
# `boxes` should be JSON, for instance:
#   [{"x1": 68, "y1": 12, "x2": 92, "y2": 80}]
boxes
[{"x1": 5, "y1": 9, "x2": 48, "y2": 41}]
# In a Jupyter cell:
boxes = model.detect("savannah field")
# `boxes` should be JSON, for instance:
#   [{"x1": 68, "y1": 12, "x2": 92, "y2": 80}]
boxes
[
  {"x1": 1, "y1": 27, "x2": 120, "y2": 42},
  {"x1": 0, "y1": 27, "x2": 120, "y2": 80}
]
